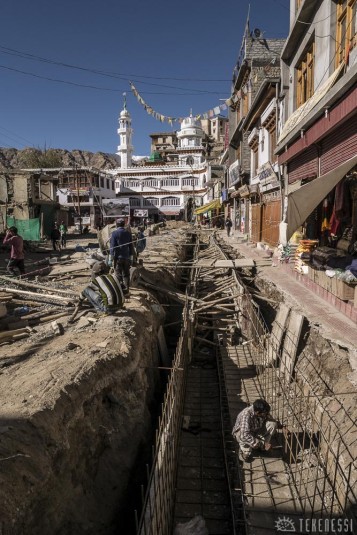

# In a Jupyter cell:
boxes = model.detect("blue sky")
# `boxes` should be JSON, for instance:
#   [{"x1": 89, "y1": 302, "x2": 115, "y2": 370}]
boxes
[{"x1": 0, "y1": 0, "x2": 289, "y2": 156}]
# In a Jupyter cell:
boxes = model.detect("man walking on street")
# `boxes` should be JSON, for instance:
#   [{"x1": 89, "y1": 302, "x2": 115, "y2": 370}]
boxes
[
  {"x1": 225, "y1": 216, "x2": 233, "y2": 237},
  {"x1": 3, "y1": 226, "x2": 25, "y2": 276},
  {"x1": 232, "y1": 399, "x2": 282, "y2": 461},
  {"x1": 110, "y1": 218, "x2": 133, "y2": 295}
]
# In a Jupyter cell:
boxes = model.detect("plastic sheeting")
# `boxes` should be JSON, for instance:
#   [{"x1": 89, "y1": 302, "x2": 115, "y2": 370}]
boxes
[
  {"x1": 286, "y1": 154, "x2": 357, "y2": 241},
  {"x1": 6, "y1": 217, "x2": 40, "y2": 241},
  {"x1": 194, "y1": 199, "x2": 221, "y2": 215}
]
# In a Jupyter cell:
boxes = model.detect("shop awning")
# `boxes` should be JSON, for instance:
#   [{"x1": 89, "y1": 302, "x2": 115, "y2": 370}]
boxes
[
  {"x1": 194, "y1": 199, "x2": 221, "y2": 215},
  {"x1": 287, "y1": 154, "x2": 357, "y2": 241}
]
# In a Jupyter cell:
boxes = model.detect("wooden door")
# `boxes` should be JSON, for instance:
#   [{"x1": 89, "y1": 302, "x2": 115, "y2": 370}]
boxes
[
  {"x1": 262, "y1": 199, "x2": 281, "y2": 247},
  {"x1": 251, "y1": 203, "x2": 262, "y2": 243}
]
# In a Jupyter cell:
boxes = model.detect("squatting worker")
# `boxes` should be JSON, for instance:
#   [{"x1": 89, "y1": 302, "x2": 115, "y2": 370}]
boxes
[
  {"x1": 110, "y1": 218, "x2": 133, "y2": 295},
  {"x1": 80, "y1": 271, "x2": 124, "y2": 313},
  {"x1": 232, "y1": 399, "x2": 283, "y2": 462},
  {"x1": 3, "y1": 226, "x2": 25, "y2": 276}
]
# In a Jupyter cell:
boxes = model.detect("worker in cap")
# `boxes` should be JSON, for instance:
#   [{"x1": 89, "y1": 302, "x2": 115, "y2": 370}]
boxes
[{"x1": 110, "y1": 218, "x2": 133, "y2": 295}]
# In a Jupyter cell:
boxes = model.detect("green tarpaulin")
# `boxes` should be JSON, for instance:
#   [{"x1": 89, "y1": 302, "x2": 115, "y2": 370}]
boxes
[{"x1": 6, "y1": 217, "x2": 40, "y2": 241}]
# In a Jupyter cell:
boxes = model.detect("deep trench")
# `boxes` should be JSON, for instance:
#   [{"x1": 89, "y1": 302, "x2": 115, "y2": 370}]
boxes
[
  {"x1": 129, "y1": 234, "x2": 356, "y2": 533},
  {"x1": 2, "y1": 233, "x2": 355, "y2": 534},
  {"x1": 116, "y1": 237, "x2": 195, "y2": 534}
]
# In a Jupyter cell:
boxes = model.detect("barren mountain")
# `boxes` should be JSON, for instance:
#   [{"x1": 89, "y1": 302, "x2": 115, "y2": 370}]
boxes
[{"x1": 0, "y1": 147, "x2": 121, "y2": 171}]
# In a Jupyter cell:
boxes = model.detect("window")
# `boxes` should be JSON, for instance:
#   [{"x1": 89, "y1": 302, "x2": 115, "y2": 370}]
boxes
[
  {"x1": 162, "y1": 178, "x2": 179, "y2": 187},
  {"x1": 143, "y1": 197, "x2": 159, "y2": 206},
  {"x1": 123, "y1": 180, "x2": 140, "y2": 187},
  {"x1": 161, "y1": 197, "x2": 180, "y2": 206},
  {"x1": 296, "y1": 43, "x2": 314, "y2": 108},
  {"x1": 182, "y1": 178, "x2": 199, "y2": 186},
  {"x1": 269, "y1": 128, "x2": 277, "y2": 163},
  {"x1": 336, "y1": 0, "x2": 357, "y2": 66},
  {"x1": 129, "y1": 198, "x2": 141, "y2": 207},
  {"x1": 242, "y1": 89, "x2": 249, "y2": 117},
  {"x1": 143, "y1": 179, "x2": 159, "y2": 188},
  {"x1": 252, "y1": 147, "x2": 259, "y2": 177}
]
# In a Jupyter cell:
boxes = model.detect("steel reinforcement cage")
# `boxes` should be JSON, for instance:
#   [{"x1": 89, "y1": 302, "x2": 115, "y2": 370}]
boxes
[
  {"x1": 135, "y1": 238, "x2": 199, "y2": 535},
  {"x1": 236, "y1": 266, "x2": 357, "y2": 528},
  {"x1": 136, "y1": 231, "x2": 357, "y2": 533}
]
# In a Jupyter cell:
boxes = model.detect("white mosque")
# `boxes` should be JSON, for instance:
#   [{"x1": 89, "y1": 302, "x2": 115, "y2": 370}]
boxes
[{"x1": 110, "y1": 97, "x2": 213, "y2": 222}]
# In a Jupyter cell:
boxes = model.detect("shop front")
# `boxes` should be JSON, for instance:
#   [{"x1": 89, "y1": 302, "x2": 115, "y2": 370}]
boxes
[
  {"x1": 282, "y1": 154, "x2": 357, "y2": 305},
  {"x1": 194, "y1": 199, "x2": 222, "y2": 227}
]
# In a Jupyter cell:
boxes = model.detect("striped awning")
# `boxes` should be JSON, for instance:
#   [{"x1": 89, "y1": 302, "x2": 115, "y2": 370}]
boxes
[{"x1": 194, "y1": 199, "x2": 221, "y2": 215}]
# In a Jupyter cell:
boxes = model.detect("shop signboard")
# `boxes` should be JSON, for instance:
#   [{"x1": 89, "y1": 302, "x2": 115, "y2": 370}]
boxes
[
  {"x1": 133, "y1": 209, "x2": 148, "y2": 218},
  {"x1": 238, "y1": 184, "x2": 250, "y2": 198},
  {"x1": 228, "y1": 160, "x2": 240, "y2": 187},
  {"x1": 102, "y1": 197, "x2": 130, "y2": 218},
  {"x1": 257, "y1": 162, "x2": 277, "y2": 185},
  {"x1": 74, "y1": 216, "x2": 90, "y2": 225}
]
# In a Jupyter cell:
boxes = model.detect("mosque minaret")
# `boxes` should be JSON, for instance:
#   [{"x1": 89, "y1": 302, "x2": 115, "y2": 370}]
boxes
[{"x1": 117, "y1": 93, "x2": 133, "y2": 169}]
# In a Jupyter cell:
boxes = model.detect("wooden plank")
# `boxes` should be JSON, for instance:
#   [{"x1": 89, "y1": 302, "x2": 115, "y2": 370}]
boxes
[
  {"x1": 49, "y1": 262, "x2": 90, "y2": 276},
  {"x1": 196, "y1": 259, "x2": 216, "y2": 267},
  {"x1": 234, "y1": 259, "x2": 255, "y2": 268},
  {"x1": 264, "y1": 304, "x2": 290, "y2": 366},
  {"x1": 214, "y1": 260, "x2": 235, "y2": 268},
  {"x1": 280, "y1": 310, "x2": 304, "y2": 382}
]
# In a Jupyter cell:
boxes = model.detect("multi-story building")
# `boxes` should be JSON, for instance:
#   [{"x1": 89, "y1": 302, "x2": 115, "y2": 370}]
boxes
[
  {"x1": 56, "y1": 167, "x2": 116, "y2": 228},
  {"x1": 149, "y1": 132, "x2": 178, "y2": 163},
  {"x1": 0, "y1": 169, "x2": 61, "y2": 239},
  {"x1": 112, "y1": 102, "x2": 217, "y2": 223},
  {"x1": 276, "y1": 0, "x2": 357, "y2": 245},
  {"x1": 227, "y1": 30, "x2": 285, "y2": 234},
  {"x1": 201, "y1": 116, "x2": 229, "y2": 163}
]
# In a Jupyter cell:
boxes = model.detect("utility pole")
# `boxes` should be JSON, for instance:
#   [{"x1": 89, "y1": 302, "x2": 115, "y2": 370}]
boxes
[{"x1": 75, "y1": 165, "x2": 82, "y2": 234}]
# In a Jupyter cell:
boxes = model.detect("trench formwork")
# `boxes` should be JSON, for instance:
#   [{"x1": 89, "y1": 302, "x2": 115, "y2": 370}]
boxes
[{"x1": 135, "y1": 232, "x2": 357, "y2": 535}]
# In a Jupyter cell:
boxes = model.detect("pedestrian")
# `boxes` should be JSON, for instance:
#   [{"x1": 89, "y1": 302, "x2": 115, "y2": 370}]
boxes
[
  {"x1": 50, "y1": 224, "x2": 61, "y2": 251},
  {"x1": 59, "y1": 221, "x2": 67, "y2": 248},
  {"x1": 136, "y1": 227, "x2": 146, "y2": 256},
  {"x1": 232, "y1": 399, "x2": 283, "y2": 462},
  {"x1": 3, "y1": 226, "x2": 25, "y2": 276},
  {"x1": 80, "y1": 270, "x2": 124, "y2": 313},
  {"x1": 110, "y1": 218, "x2": 133, "y2": 296},
  {"x1": 225, "y1": 216, "x2": 233, "y2": 237}
]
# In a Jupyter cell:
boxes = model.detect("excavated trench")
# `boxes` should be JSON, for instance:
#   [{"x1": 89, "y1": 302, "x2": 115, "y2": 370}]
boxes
[
  {"x1": 0, "y1": 228, "x2": 194, "y2": 535},
  {"x1": 1, "y1": 229, "x2": 356, "y2": 534}
]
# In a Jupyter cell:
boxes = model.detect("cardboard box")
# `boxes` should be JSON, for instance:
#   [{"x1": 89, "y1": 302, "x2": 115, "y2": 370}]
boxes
[{"x1": 334, "y1": 279, "x2": 355, "y2": 301}]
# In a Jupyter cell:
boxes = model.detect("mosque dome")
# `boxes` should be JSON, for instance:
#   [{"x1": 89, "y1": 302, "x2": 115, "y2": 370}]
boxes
[
  {"x1": 149, "y1": 151, "x2": 163, "y2": 162},
  {"x1": 177, "y1": 114, "x2": 203, "y2": 141},
  {"x1": 120, "y1": 107, "x2": 130, "y2": 118}
]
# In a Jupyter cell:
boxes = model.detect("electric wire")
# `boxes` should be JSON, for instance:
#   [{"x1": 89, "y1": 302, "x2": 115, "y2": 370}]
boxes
[
  {"x1": 0, "y1": 63, "x2": 225, "y2": 96},
  {"x1": 0, "y1": 44, "x2": 230, "y2": 82}
]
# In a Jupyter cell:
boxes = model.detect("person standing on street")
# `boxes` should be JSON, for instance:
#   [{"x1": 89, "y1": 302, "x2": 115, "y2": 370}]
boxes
[
  {"x1": 59, "y1": 221, "x2": 67, "y2": 248},
  {"x1": 50, "y1": 223, "x2": 61, "y2": 251},
  {"x1": 136, "y1": 227, "x2": 146, "y2": 257},
  {"x1": 110, "y1": 218, "x2": 133, "y2": 295},
  {"x1": 225, "y1": 216, "x2": 233, "y2": 237},
  {"x1": 232, "y1": 399, "x2": 283, "y2": 462},
  {"x1": 3, "y1": 226, "x2": 25, "y2": 276}
]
